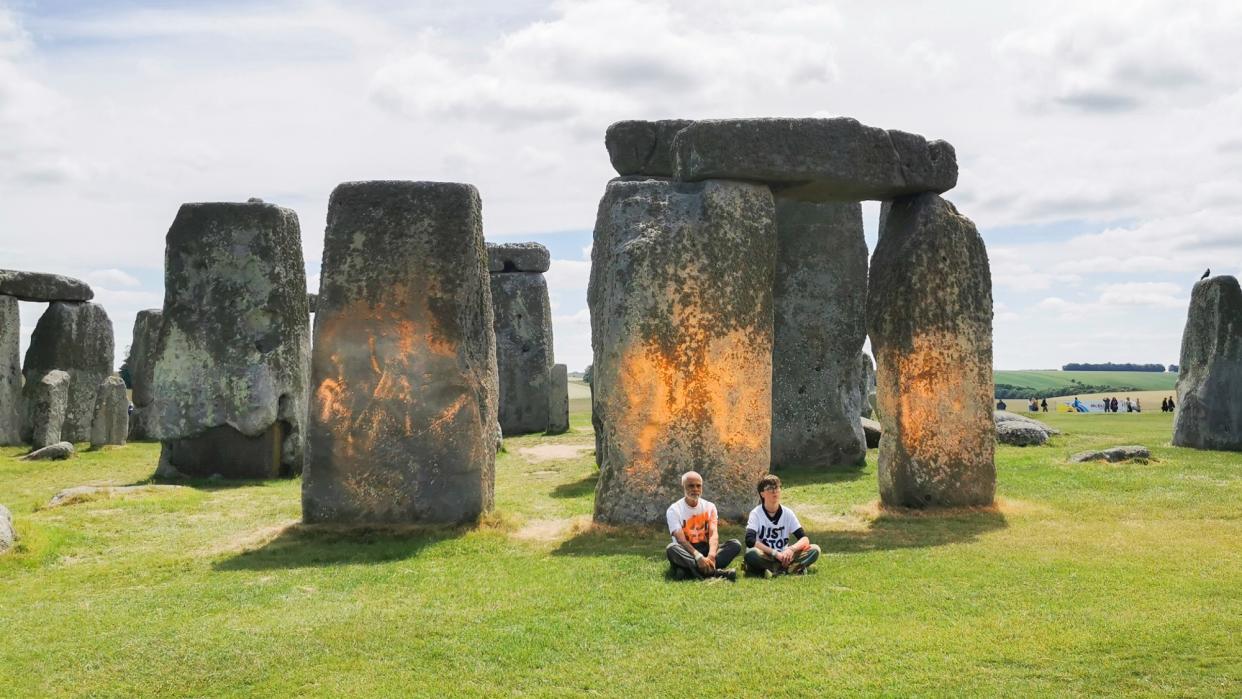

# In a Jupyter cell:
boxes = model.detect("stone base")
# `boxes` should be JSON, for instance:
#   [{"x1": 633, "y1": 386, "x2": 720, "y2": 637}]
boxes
[{"x1": 159, "y1": 423, "x2": 288, "y2": 479}]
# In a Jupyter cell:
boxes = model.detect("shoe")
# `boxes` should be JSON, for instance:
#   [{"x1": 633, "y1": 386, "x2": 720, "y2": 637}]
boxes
[{"x1": 714, "y1": 569, "x2": 737, "y2": 582}]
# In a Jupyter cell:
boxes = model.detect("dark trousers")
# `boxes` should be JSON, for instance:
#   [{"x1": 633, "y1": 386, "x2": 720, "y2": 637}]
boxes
[{"x1": 666, "y1": 539, "x2": 741, "y2": 577}]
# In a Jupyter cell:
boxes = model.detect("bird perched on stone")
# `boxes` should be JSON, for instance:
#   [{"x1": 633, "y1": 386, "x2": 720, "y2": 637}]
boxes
[{"x1": 1201, "y1": 268, "x2": 1210, "y2": 280}]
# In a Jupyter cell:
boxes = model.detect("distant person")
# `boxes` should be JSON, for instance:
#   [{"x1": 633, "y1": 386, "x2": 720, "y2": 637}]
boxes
[
  {"x1": 744, "y1": 474, "x2": 821, "y2": 577},
  {"x1": 665, "y1": 471, "x2": 740, "y2": 581},
  {"x1": 1136, "y1": 398, "x2": 1142, "y2": 413},
  {"x1": 1028, "y1": 398, "x2": 1039, "y2": 412},
  {"x1": 1161, "y1": 397, "x2": 1169, "y2": 412},
  {"x1": 1126, "y1": 397, "x2": 1134, "y2": 413},
  {"x1": 1040, "y1": 398, "x2": 1048, "y2": 413},
  {"x1": 996, "y1": 398, "x2": 1007, "y2": 411},
  {"x1": 1168, "y1": 396, "x2": 1175, "y2": 411},
  {"x1": 1111, "y1": 397, "x2": 1119, "y2": 413}
]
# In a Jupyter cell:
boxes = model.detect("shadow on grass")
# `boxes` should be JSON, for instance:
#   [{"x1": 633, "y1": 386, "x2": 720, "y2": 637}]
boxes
[
  {"x1": 551, "y1": 507, "x2": 1007, "y2": 558},
  {"x1": 776, "y1": 463, "x2": 867, "y2": 487},
  {"x1": 551, "y1": 472, "x2": 598, "y2": 499},
  {"x1": 212, "y1": 524, "x2": 465, "y2": 571}
]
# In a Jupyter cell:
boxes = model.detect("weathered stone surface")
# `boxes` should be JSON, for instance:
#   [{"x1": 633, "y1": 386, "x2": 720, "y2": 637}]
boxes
[
  {"x1": 995, "y1": 420, "x2": 1048, "y2": 447},
  {"x1": 861, "y1": 417, "x2": 882, "y2": 449},
  {"x1": 868, "y1": 193, "x2": 995, "y2": 508},
  {"x1": 490, "y1": 271, "x2": 553, "y2": 434},
  {"x1": 605, "y1": 119, "x2": 694, "y2": 177},
  {"x1": 23, "y1": 302, "x2": 114, "y2": 442},
  {"x1": 0, "y1": 296, "x2": 20, "y2": 445},
  {"x1": 47, "y1": 484, "x2": 187, "y2": 508},
  {"x1": 150, "y1": 201, "x2": 309, "y2": 478},
  {"x1": 24, "y1": 370, "x2": 70, "y2": 449},
  {"x1": 156, "y1": 423, "x2": 285, "y2": 479},
  {"x1": 90, "y1": 375, "x2": 128, "y2": 447},
  {"x1": 995, "y1": 410, "x2": 1060, "y2": 435},
  {"x1": 1069, "y1": 445, "x2": 1151, "y2": 463},
  {"x1": 672, "y1": 117, "x2": 957, "y2": 202},
  {"x1": 590, "y1": 178, "x2": 776, "y2": 524},
  {"x1": 772, "y1": 199, "x2": 868, "y2": 469},
  {"x1": 21, "y1": 441, "x2": 74, "y2": 461},
  {"x1": 547, "y1": 363, "x2": 569, "y2": 435},
  {"x1": 487, "y1": 242, "x2": 551, "y2": 273},
  {"x1": 1173, "y1": 276, "x2": 1242, "y2": 450},
  {"x1": 304, "y1": 181, "x2": 498, "y2": 525},
  {"x1": 0, "y1": 269, "x2": 92, "y2": 302},
  {"x1": 0, "y1": 503, "x2": 13, "y2": 553},
  {"x1": 127, "y1": 309, "x2": 162, "y2": 441},
  {"x1": 857, "y1": 351, "x2": 877, "y2": 419}
]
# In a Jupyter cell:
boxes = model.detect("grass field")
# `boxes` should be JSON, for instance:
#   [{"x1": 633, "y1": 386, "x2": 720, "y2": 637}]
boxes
[
  {"x1": 995, "y1": 370, "x2": 1177, "y2": 394},
  {"x1": 1, "y1": 405, "x2": 1239, "y2": 696}
]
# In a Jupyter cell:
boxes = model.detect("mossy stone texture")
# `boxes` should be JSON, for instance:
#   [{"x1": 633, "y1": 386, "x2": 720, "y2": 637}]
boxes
[
  {"x1": 90, "y1": 375, "x2": 129, "y2": 448},
  {"x1": 22, "y1": 302, "x2": 114, "y2": 443},
  {"x1": 490, "y1": 267, "x2": 554, "y2": 435},
  {"x1": 1173, "y1": 275, "x2": 1242, "y2": 450},
  {"x1": 0, "y1": 269, "x2": 93, "y2": 302},
  {"x1": 25, "y1": 369, "x2": 70, "y2": 449},
  {"x1": 0, "y1": 295, "x2": 20, "y2": 445},
  {"x1": 127, "y1": 309, "x2": 162, "y2": 440}
]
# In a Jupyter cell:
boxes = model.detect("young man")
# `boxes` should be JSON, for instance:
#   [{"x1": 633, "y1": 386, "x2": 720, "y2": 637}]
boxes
[
  {"x1": 744, "y1": 474, "x2": 821, "y2": 576},
  {"x1": 665, "y1": 470, "x2": 740, "y2": 581}
]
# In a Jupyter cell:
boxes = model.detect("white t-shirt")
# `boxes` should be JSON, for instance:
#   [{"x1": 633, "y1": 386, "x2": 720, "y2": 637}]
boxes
[
  {"x1": 666, "y1": 497, "x2": 717, "y2": 545},
  {"x1": 746, "y1": 505, "x2": 803, "y2": 552}
]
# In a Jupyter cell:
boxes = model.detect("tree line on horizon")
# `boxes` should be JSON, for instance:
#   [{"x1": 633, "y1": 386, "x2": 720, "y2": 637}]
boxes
[{"x1": 1061, "y1": 362, "x2": 1172, "y2": 372}]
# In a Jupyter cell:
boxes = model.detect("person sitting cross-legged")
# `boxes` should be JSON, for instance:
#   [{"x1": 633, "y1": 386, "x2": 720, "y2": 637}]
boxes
[
  {"x1": 665, "y1": 470, "x2": 741, "y2": 581},
  {"x1": 744, "y1": 474, "x2": 821, "y2": 577}
]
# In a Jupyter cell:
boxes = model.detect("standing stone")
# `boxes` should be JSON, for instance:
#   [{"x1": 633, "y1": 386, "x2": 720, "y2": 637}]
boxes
[
  {"x1": 672, "y1": 118, "x2": 957, "y2": 202},
  {"x1": 771, "y1": 199, "x2": 868, "y2": 469},
  {"x1": 1173, "y1": 275, "x2": 1242, "y2": 450},
  {"x1": 150, "y1": 201, "x2": 309, "y2": 479},
  {"x1": 22, "y1": 302, "x2": 114, "y2": 443},
  {"x1": 489, "y1": 243, "x2": 554, "y2": 435},
  {"x1": 590, "y1": 178, "x2": 776, "y2": 524},
  {"x1": 0, "y1": 269, "x2": 93, "y2": 302},
  {"x1": 127, "y1": 309, "x2": 162, "y2": 440},
  {"x1": 90, "y1": 375, "x2": 129, "y2": 447},
  {"x1": 25, "y1": 370, "x2": 70, "y2": 450},
  {"x1": 605, "y1": 119, "x2": 694, "y2": 177},
  {"x1": 547, "y1": 363, "x2": 569, "y2": 435},
  {"x1": 857, "y1": 351, "x2": 877, "y2": 419},
  {"x1": 0, "y1": 295, "x2": 20, "y2": 445},
  {"x1": 868, "y1": 193, "x2": 995, "y2": 508},
  {"x1": 304, "y1": 181, "x2": 498, "y2": 525},
  {"x1": 0, "y1": 504, "x2": 13, "y2": 553},
  {"x1": 487, "y1": 242, "x2": 551, "y2": 273}
]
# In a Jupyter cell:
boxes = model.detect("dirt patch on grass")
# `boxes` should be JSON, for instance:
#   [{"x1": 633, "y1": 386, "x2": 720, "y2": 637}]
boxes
[
  {"x1": 207, "y1": 520, "x2": 300, "y2": 556},
  {"x1": 851, "y1": 496, "x2": 1048, "y2": 519},
  {"x1": 513, "y1": 515, "x2": 592, "y2": 543},
  {"x1": 44, "y1": 484, "x2": 189, "y2": 509},
  {"x1": 517, "y1": 444, "x2": 594, "y2": 463}
]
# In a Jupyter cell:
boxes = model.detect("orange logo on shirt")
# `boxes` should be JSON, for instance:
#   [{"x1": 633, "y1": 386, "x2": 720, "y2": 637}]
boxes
[{"x1": 681, "y1": 511, "x2": 713, "y2": 544}]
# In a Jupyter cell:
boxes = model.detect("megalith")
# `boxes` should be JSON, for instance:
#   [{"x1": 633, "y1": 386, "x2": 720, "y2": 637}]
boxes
[
  {"x1": 488, "y1": 242, "x2": 554, "y2": 435},
  {"x1": 1172, "y1": 275, "x2": 1242, "y2": 450},
  {"x1": 0, "y1": 269, "x2": 93, "y2": 302},
  {"x1": 771, "y1": 198, "x2": 868, "y2": 469},
  {"x1": 303, "y1": 181, "x2": 498, "y2": 525},
  {"x1": 26, "y1": 370, "x2": 70, "y2": 450},
  {"x1": 90, "y1": 375, "x2": 128, "y2": 448},
  {"x1": 590, "y1": 178, "x2": 776, "y2": 524},
  {"x1": 868, "y1": 193, "x2": 995, "y2": 507},
  {"x1": 22, "y1": 302, "x2": 114, "y2": 443},
  {"x1": 857, "y1": 351, "x2": 877, "y2": 419},
  {"x1": 0, "y1": 295, "x2": 20, "y2": 445},
  {"x1": 605, "y1": 119, "x2": 694, "y2": 177},
  {"x1": 150, "y1": 201, "x2": 309, "y2": 479},
  {"x1": 547, "y1": 363, "x2": 569, "y2": 435},
  {"x1": 127, "y1": 309, "x2": 162, "y2": 440}
]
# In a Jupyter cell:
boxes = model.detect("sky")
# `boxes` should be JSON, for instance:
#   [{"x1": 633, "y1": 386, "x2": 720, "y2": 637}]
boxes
[{"x1": 2, "y1": 0, "x2": 1240, "y2": 372}]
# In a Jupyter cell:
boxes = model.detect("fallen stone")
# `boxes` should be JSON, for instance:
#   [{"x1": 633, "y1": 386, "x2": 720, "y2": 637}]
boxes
[
  {"x1": 490, "y1": 268, "x2": 553, "y2": 435},
  {"x1": 304, "y1": 181, "x2": 498, "y2": 525},
  {"x1": 127, "y1": 309, "x2": 162, "y2": 441},
  {"x1": 590, "y1": 177, "x2": 776, "y2": 524},
  {"x1": 90, "y1": 375, "x2": 129, "y2": 447},
  {"x1": 547, "y1": 363, "x2": 569, "y2": 435},
  {"x1": 861, "y1": 417, "x2": 882, "y2": 449},
  {"x1": 47, "y1": 484, "x2": 188, "y2": 508},
  {"x1": 0, "y1": 504, "x2": 13, "y2": 553},
  {"x1": 487, "y1": 242, "x2": 551, "y2": 273},
  {"x1": 0, "y1": 295, "x2": 20, "y2": 445},
  {"x1": 24, "y1": 370, "x2": 70, "y2": 449},
  {"x1": 1069, "y1": 445, "x2": 1151, "y2": 463},
  {"x1": 771, "y1": 198, "x2": 868, "y2": 469},
  {"x1": 995, "y1": 410, "x2": 1061, "y2": 435},
  {"x1": 21, "y1": 441, "x2": 74, "y2": 461},
  {"x1": 996, "y1": 420, "x2": 1048, "y2": 446},
  {"x1": 0, "y1": 269, "x2": 93, "y2": 302},
  {"x1": 672, "y1": 117, "x2": 957, "y2": 202},
  {"x1": 605, "y1": 119, "x2": 695, "y2": 176},
  {"x1": 1173, "y1": 275, "x2": 1242, "y2": 450},
  {"x1": 868, "y1": 193, "x2": 994, "y2": 507},
  {"x1": 22, "y1": 302, "x2": 114, "y2": 442},
  {"x1": 150, "y1": 201, "x2": 310, "y2": 478}
]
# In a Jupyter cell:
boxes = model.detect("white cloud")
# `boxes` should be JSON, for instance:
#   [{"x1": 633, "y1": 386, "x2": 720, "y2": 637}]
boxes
[{"x1": 86, "y1": 268, "x2": 141, "y2": 288}]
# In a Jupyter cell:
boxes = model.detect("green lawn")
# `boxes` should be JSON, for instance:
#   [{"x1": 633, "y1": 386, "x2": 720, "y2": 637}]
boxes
[
  {"x1": 0, "y1": 409, "x2": 1238, "y2": 697},
  {"x1": 995, "y1": 370, "x2": 1177, "y2": 393}
]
